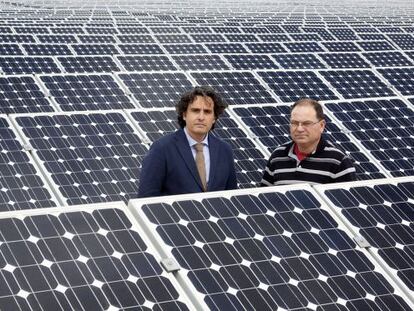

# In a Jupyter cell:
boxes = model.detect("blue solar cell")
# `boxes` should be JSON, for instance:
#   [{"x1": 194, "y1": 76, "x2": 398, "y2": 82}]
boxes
[
  {"x1": 257, "y1": 70, "x2": 338, "y2": 102},
  {"x1": 272, "y1": 53, "x2": 326, "y2": 69},
  {"x1": 134, "y1": 186, "x2": 412, "y2": 311},
  {"x1": 363, "y1": 52, "x2": 413, "y2": 67},
  {"x1": 224, "y1": 54, "x2": 278, "y2": 70},
  {"x1": 0, "y1": 57, "x2": 61, "y2": 74},
  {"x1": 23, "y1": 44, "x2": 72, "y2": 56},
  {"x1": 37, "y1": 35, "x2": 78, "y2": 43},
  {"x1": 191, "y1": 33, "x2": 226, "y2": 43},
  {"x1": 72, "y1": 44, "x2": 119, "y2": 55},
  {"x1": 78, "y1": 35, "x2": 116, "y2": 43},
  {"x1": 319, "y1": 53, "x2": 370, "y2": 68},
  {"x1": 0, "y1": 44, "x2": 23, "y2": 55},
  {"x1": 205, "y1": 43, "x2": 248, "y2": 53},
  {"x1": 377, "y1": 68, "x2": 414, "y2": 96},
  {"x1": 163, "y1": 44, "x2": 207, "y2": 54},
  {"x1": 0, "y1": 116, "x2": 57, "y2": 210},
  {"x1": 190, "y1": 71, "x2": 277, "y2": 105},
  {"x1": 245, "y1": 42, "x2": 287, "y2": 53},
  {"x1": 320, "y1": 70, "x2": 395, "y2": 99},
  {"x1": 40, "y1": 74, "x2": 133, "y2": 111},
  {"x1": 15, "y1": 113, "x2": 147, "y2": 204},
  {"x1": 118, "y1": 44, "x2": 164, "y2": 54},
  {"x1": 388, "y1": 34, "x2": 414, "y2": 50},
  {"x1": 173, "y1": 54, "x2": 229, "y2": 70},
  {"x1": 119, "y1": 72, "x2": 193, "y2": 108},
  {"x1": 0, "y1": 206, "x2": 193, "y2": 309},
  {"x1": 57, "y1": 56, "x2": 120, "y2": 73},
  {"x1": 118, "y1": 55, "x2": 178, "y2": 71},
  {"x1": 357, "y1": 40, "x2": 398, "y2": 51},
  {"x1": 322, "y1": 41, "x2": 361, "y2": 52},
  {"x1": 283, "y1": 42, "x2": 324, "y2": 52},
  {"x1": 155, "y1": 34, "x2": 192, "y2": 43},
  {"x1": 326, "y1": 99, "x2": 414, "y2": 177},
  {"x1": 320, "y1": 179, "x2": 414, "y2": 295},
  {"x1": 117, "y1": 35, "x2": 155, "y2": 43},
  {"x1": 0, "y1": 34, "x2": 35, "y2": 43}
]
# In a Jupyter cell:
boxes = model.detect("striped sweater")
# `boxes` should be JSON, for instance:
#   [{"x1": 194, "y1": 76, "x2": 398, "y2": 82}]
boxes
[{"x1": 261, "y1": 138, "x2": 357, "y2": 186}]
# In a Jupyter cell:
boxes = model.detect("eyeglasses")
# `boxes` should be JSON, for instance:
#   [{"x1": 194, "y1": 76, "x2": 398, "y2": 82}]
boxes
[{"x1": 290, "y1": 120, "x2": 322, "y2": 129}]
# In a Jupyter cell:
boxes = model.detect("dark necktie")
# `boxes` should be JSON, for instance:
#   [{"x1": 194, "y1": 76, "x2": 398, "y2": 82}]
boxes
[{"x1": 194, "y1": 143, "x2": 207, "y2": 191}]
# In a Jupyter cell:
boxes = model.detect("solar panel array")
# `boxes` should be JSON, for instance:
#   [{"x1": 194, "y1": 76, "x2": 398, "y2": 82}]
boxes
[{"x1": 0, "y1": 2, "x2": 414, "y2": 310}]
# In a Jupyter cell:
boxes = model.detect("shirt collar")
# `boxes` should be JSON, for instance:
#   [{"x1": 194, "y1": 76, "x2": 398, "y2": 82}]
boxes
[{"x1": 184, "y1": 127, "x2": 209, "y2": 147}]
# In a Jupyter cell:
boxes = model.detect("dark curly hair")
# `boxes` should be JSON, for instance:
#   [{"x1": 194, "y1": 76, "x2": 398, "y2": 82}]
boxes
[{"x1": 176, "y1": 86, "x2": 228, "y2": 129}]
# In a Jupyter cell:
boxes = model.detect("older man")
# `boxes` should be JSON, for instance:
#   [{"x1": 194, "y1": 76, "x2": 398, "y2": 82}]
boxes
[{"x1": 261, "y1": 98, "x2": 356, "y2": 185}]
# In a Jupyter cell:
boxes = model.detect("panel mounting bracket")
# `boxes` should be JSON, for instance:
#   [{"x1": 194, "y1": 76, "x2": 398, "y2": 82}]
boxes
[{"x1": 160, "y1": 257, "x2": 181, "y2": 273}]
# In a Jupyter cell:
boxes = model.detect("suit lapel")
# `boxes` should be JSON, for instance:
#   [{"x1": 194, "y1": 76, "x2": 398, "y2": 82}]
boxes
[{"x1": 174, "y1": 129, "x2": 204, "y2": 189}]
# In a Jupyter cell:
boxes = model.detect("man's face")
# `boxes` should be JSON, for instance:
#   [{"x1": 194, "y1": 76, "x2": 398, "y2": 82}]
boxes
[
  {"x1": 290, "y1": 104, "x2": 325, "y2": 151},
  {"x1": 183, "y1": 95, "x2": 216, "y2": 141}
]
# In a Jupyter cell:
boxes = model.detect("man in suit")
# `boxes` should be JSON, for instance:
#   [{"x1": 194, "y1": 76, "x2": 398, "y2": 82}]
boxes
[{"x1": 138, "y1": 86, "x2": 237, "y2": 197}]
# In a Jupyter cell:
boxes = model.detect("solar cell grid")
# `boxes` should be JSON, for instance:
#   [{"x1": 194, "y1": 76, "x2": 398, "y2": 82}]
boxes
[
  {"x1": 356, "y1": 40, "x2": 395, "y2": 51},
  {"x1": 377, "y1": 68, "x2": 414, "y2": 96},
  {"x1": 0, "y1": 43, "x2": 23, "y2": 55},
  {"x1": 0, "y1": 56, "x2": 61, "y2": 75},
  {"x1": 71, "y1": 44, "x2": 119, "y2": 55},
  {"x1": 257, "y1": 34, "x2": 290, "y2": 42},
  {"x1": 117, "y1": 55, "x2": 178, "y2": 71},
  {"x1": 118, "y1": 43, "x2": 164, "y2": 54},
  {"x1": 205, "y1": 43, "x2": 248, "y2": 54},
  {"x1": 22, "y1": 44, "x2": 72, "y2": 56},
  {"x1": 0, "y1": 34, "x2": 35, "y2": 43},
  {"x1": 163, "y1": 44, "x2": 207, "y2": 54},
  {"x1": 118, "y1": 72, "x2": 193, "y2": 108},
  {"x1": 245, "y1": 42, "x2": 287, "y2": 53},
  {"x1": 362, "y1": 52, "x2": 413, "y2": 67},
  {"x1": 319, "y1": 69, "x2": 395, "y2": 99},
  {"x1": 290, "y1": 33, "x2": 322, "y2": 41},
  {"x1": 316, "y1": 177, "x2": 414, "y2": 299},
  {"x1": 326, "y1": 99, "x2": 414, "y2": 177},
  {"x1": 257, "y1": 70, "x2": 338, "y2": 102},
  {"x1": 57, "y1": 56, "x2": 120, "y2": 73},
  {"x1": 190, "y1": 71, "x2": 277, "y2": 105},
  {"x1": 321, "y1": 41, "x2": 361, "y2": 52},
  {"x1": 388, "y1": 34, "x2": 414, "y2": 50},
  {"x1": 0, "y1": 115, "x2": 57, "y2": 211},
  {"x1": 116, "y1": 35, "x2": 155, "y2": 44},
  {"x1": 39, "y1": 74, "x2": 134, "y2": 111},
  {"x1": 224, "y1": 54, "x2": 277, "y2": 70},
  {"x1": 191, "y1": 33, "x2": 226, "y2": 43},
  {"x1": 0, "y1": 203, "x2": 194, "y2": 310},
  {"x1": 155, "y1": 34, "x2": 193, "y2": 44},
  {"x1": 271, "y1": 53, "x2": 326, "y2": 69},
  {"x1": 172, "y1": 54, "x2": 229, "y2": 71},
  {"x1": 130, "y1": 185, "x2": 413, "y2": 311},
  {"x1": 318, "y1": 52, "x2": 370, "y2": 68},
  {"x1": 224, "y1": 34, "x2": 258, "y2": 42},
  {"x1": 283, "y1": 41, "x2": 324, "y2": 52},
  {"x1": 14, "y1": 112, "x2": 148, "y2": 205},
  {"x1": 37, "y1": 35, "x2": 78, "y2": 44}
]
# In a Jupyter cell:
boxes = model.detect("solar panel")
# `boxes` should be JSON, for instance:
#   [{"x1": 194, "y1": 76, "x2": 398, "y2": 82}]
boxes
[
  {"x1": 232, "y1": 104, "x2": 386, "y2": 180},
  {"x1": 321, "y1": 41, "x2": 361, "y2": 52},
  {"x1": 315, "y1": 177, "x2": 414, "y2": 299},
  {"x1": 388, "y1": 34, "x2": 414, "y2": 50},
  {"x1": 0, "y1": 34, "x2": 35, "y2": 43},
  {"x1": 190, "y1": 71, "x2": 277, "y2": 105},
  {"x1": 257, "y1": 70, "x2": 338, "y2": 102},
  {"x1": 22, "y1": 44, "x2": 72, "y2": 56},
  {"x1": 39, "y1": 74, "x2": 134, "y2": 111},
  {"x1": 172, "y1": 55, "x2": 229, "y2": 71},
  {"x1": 117, "y1": 34, "x2": 155, "y2": 44},
  {"x1": 118, "y1": 44, "x2": 164, "y2": 54},
  {"x1": 271, "y1": 53, "x2": 326, "y2": 69},
  {"x1": 362, "y1": 52, "x2": 413, "y2": 67},
  {"x1": 0, "y1": 44, "x2": 23, "y2": 55},
  {"x1": 224, "y1": 54, "x2": 277, "y2": 70},
  {"x1": 0, "y1": 202, "x2": 195, "y2": 310},
  {"x1": 245, "y1": 42, "x2": 287, "y2": 53},
  {"x1": 319, "y1": 53, "x2": 370, "y2": 68},
  {"x1": 118, "y1": 72, "x2": 193, "y2": 108},
  {"x1": 377, "y1": 68, "x2": 414, "y2": 96},
  {"x1": 205, "y1": 43, "x2": 248, "y2": 54},
  {"x1": 325, "y1": 98, "x2": 414, "y2": 177},
  {"x1": 13, "y1": 111, "x2": 148, "y2": 205},
  {"x1": 71, "y1": 44, "x2": 119, "y2": 55},
  {"x1": 163, "y1": 44, "x2": 208, "y2": 54},
  {"x1": 0, "y1": 76, "x2": 55, "y2": 114},
  {"x1": 0, "y1": 57, "x2": 61, "y2": 75},
  {"x1": 319, "y1": 69, "x2": 395, "y2": 99},
  {"x1": 56, "y1": 56, "x2": 120, "y2": 73},
  {"x1": 37, "y1": 35, "x2": 78, "y2": 44},
  {"x1": 283, "y1": 42, "x2": 324, "y2": 52},
  {"x1": 130, "y1": 185, "x2": 413, "y2": 311},
  {"x1": 191, "y1": 33, "x2": 226, "y2": 43},
  {"x1": 0, "y1": 115, "x2": 58, "y2": 211},
  {"x1": 155, "y1": 34, "x2": 192, "y2": 44},
  {"x1": 117, "y1": 55, "x2": 178, "y2": 71},
  {"x1": 357, "y1": 40, "x2": 396, "y2": 51}
]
